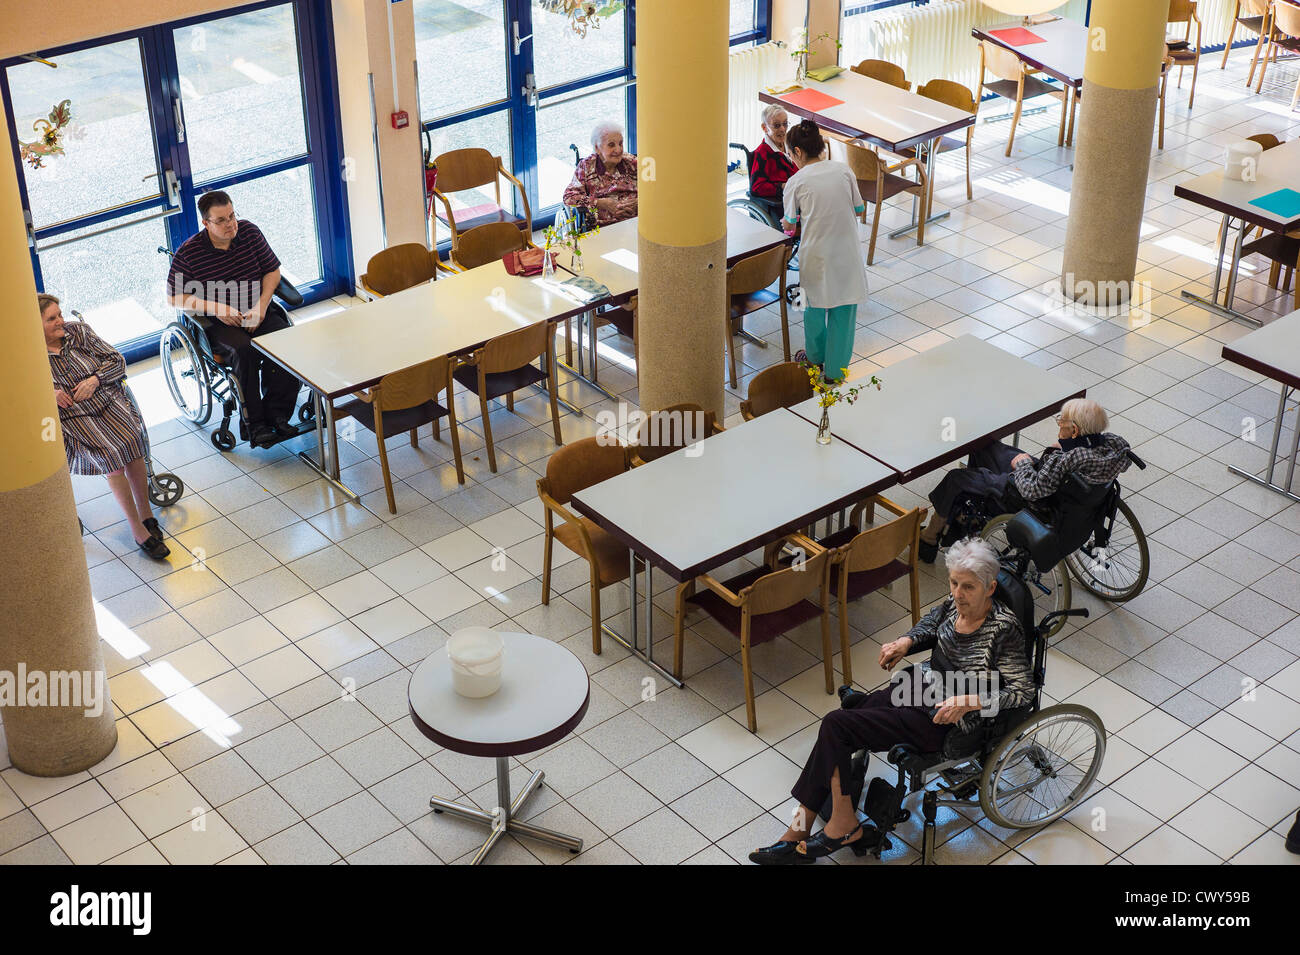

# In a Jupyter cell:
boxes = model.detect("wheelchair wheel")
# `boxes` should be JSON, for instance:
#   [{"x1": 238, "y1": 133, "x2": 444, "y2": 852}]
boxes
[
  {"x1": 211, "y1": 428, "x2": 236, "y2": 452},
  {"x1": 727, "y1": 196, "x2": 780, "y2": 230},
  {"x1": 1065, "y1": 499, "x2": 1149, "y2": 603},
  {"x1": 982, "y1": 513, "x2": 1072, "y2": 637},
  {"x1": 298, "y1": 400, "x2": 316, "y2": 424},
  {"x1": 979, "y1": 703, "x2": 1106, "y2": 830},
  {"x1": 148, "y1": 472, "x2": 184, "y2": 507},
  {"x1": 160, "y1": 324, "x2": 212, "y2": 425}
]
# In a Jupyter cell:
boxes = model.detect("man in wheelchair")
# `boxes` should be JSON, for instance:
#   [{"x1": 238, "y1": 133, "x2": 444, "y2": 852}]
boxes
[
  {"x1": 751, "y1": 537, "x2": 1035, "y2": 864},
  {"x1": 166, "y1": 190, "x2": 302, "y2": 448},
  {"x1": 917, "y1": 398, "x2": 1132, "y2": 563}
]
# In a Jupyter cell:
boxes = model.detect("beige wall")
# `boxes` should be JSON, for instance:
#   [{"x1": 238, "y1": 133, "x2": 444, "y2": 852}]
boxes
[{"x1": 770, "y1": 0, "x2": 844, "y2": 68}]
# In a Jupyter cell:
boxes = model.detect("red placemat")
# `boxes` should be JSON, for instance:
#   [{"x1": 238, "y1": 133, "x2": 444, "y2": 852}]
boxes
[
  {"x1": 989, "y1": 27, "x2": 1046, "y2": 46},
  {"x1": 780, "y1": 87, "x2": 845, "y2": 113}
]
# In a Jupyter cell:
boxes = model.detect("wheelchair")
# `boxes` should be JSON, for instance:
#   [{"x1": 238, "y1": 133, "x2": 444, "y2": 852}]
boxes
[
  {"x1": 156, "y1": 247, "x2": 315, "y2": 452},
  {"x1": 938, "y1": 448, "x2": 1150, "y2": 637},
  {"x1": 727, "y1": 141, "x2": 800, "y2": 275},
  {"x1": 68, "y1": 310, "x2": 185, "y2": 516},
  {"x1": 836, "y1": 512, "x2": 1106, "y2": 865}
]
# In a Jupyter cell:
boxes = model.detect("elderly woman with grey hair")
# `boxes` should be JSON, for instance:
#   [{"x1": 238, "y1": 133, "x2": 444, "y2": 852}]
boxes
[
  {"x1": 748, "y1": 104, "x2": 797, "y2": 202},
  {"x1": 750, "y1": 536, "x2": 1033, "y2": 864},
  {"x1": 562, "y1": 120, "x2": 638, "y2": 226}
]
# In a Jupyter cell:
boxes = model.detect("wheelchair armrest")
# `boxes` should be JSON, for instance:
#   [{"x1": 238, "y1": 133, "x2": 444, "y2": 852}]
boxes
[
  {"x1": 275, "y1": 277, "x2": 303, "y2": 308},
  {"x1": 1126, "y1": 449, "x2": 1146, "y2": 470}
]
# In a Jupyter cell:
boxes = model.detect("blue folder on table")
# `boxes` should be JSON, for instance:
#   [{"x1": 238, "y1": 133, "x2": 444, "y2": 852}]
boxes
[{"x1": 1249, "y1": 188, "x2": 1300, "y2": 220}]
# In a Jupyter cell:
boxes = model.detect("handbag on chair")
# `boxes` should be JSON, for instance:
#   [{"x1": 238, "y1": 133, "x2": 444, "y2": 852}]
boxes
[{"x1": 502, "y1": 248, "x2": 556, "y2": 276}]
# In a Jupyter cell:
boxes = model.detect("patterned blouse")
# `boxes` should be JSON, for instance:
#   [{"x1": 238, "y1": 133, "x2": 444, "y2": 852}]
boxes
[
  {"x1": 562, "y1": 154, "x2": 638, "y2": 226},
  {"x1": 49, "y1": 321, "x2": 146, "y2": 476},
  {"x1": 748, "y1": 140, "x2": 797, "y2": 201},
  {"x1": 904, "y1": 596, "x2": 1035, "y2": 729}
]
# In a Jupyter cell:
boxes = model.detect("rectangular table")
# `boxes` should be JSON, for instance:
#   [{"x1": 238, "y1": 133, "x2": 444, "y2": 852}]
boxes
[
  {"x1": 254, "y1": 261, "x2": 595, "y2": 497},
  {"x1": 973, "y1": 17, "x2": 1087, "y2": 147},
  {"x1": 562, "y1": 210, "x2": 792, "y2": 395},
  {"x1": 1221, "y1": 308, "x2": 1300, "y2": 502},
  {"x1": 570, "y1": 407, "x2": 897, "y2": 682},
  {"x1": 759, "y1": 68, "x2": 976, "y2": 238},
  {"x1": 787, "y1": 335, "x2": 1085, "y2": 481},
  {"x1": 1174, "y1": 138, "x2": 1300, "y2": 327}
]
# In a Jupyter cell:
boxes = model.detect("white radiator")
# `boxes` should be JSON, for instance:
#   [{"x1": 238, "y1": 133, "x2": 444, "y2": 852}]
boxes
[{"x1": 728, "y1": 41, "x2": 790, "y2": 150}]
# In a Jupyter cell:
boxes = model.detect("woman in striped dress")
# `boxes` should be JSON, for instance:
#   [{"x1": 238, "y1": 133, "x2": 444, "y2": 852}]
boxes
[{"x1": 42, "y1": 294, "x2": 169, "y2": 559}]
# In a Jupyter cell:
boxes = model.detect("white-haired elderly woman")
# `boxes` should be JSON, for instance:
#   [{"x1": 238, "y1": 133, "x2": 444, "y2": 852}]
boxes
[
  {"x1": 918, "y1": 398, "x2": 1132, "y2": 563},
  {"x1": 562, "y1": 120, "x2": 637, "y2": 227},
  {"x1": 748, "y1": 104, "x2": 797, "y2": 203},
  {"x1": 751, "y1": 537, "x2": 1033, "y2": 864}
]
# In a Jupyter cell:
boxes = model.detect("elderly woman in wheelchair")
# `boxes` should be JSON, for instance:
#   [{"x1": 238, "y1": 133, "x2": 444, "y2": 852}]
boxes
[{"x1": 752, "y1": 535, "x2": 1105, "y2": 865}]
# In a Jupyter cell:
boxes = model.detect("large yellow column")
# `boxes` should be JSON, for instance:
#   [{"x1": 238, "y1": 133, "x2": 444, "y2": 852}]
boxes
[
  {"x1": 0, "y1": 140, "x2": 117, "y2": 775},
  {"x1": 636, "y1": 0, "x2": 729, "y2": 418},
  {"x1": 1060, "y1": 0, "x2": 1169, "y2": 305}
]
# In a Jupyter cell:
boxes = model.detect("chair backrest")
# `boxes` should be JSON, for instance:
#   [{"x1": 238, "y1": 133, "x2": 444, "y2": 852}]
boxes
[
  {"x1": 433, "y1": 148, "x2": 501, "y2": 193},
  {"x1": 841, "y1": 506, "x2": 923, "y2": 574},
  {"x1": 993, "y1": 569, "x2": 1038, "y2": 667},
  {"x1": 1273, "y1": 0, "x2": 1300, "y2": 36},
  {"x1": 1242, "y1": 0, "x2": 1269, "y2": 16},
  {"x1": 543, "y1": 435, "x2": 629, "y2": 504},
  {"x1": 377, "y1": 355, "x2": 450, "y2": 413},
  {"x1": 727, "y1": 244, "x2": 788, "y2": 297},
  {"x1": 1168, "y1": 0, "x2": 1197, "y2": 24},
  {"x1": 480, "y1": 321, "x2": 550, "y2": 375},
  {"x1": 917, "y1": 78, "x2": 977, "y2": 115},
  {"x1": 742, "y1": 362, "x2": 815, "y2": 420},
  {"x1": 744, "y1": 548, "x2": 830, "y2": 615},
  {"x1": 980, "y1": 40, "x2": 1024, "y2": 83},
  {"x1": 453, "y1": 221, "x2": 528, "y2": 270},
  {"x1": 362, "y1": 243, "x2": 437, "y2": 296},
  {"x1": 851, "y1": 58, "x2": 910, "y2": 91},
  {"x1": 843, "y1": 140, "x2": 886, "y2": 181},
  {"x1": 632, "y1": 403, "x2": 715, "y2": 464}
]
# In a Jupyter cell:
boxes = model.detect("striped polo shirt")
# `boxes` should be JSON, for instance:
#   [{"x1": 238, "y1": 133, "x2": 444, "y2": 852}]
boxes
[{"x1": 166, "y1": 220, "x2": 280, "y2": 315}]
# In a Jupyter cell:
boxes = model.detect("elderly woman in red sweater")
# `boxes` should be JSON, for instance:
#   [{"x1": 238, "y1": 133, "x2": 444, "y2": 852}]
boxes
[{"x1": 748, "y1": 105, "x2": 798, "y2": 203}]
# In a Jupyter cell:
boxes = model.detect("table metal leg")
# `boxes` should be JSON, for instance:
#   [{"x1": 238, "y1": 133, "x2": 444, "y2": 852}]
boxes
[
  {"x1": 597, "y1": 549, "x2": 684, "y2": 688},
  {"x1": 1230, "y1": 384, "x2": 1300, "y2": 503},
  {"x1": 555, "y1": 307, "x2": 622, "y2": 403},
  {"x1": 541, "y1": 331, "x2": 583, "y2": 417},
  {"x1": 1180, "y1": 215, "x2": 1263, "y2": 327},
  {"x1": 890, "y1": 140, "x2": 950, "y2": 240},
  {"x1": 296, "y1": 390, "x2": 360, "y2": 502},
  {"x1": 430, "y1": 756, "x2": 583, "y2": 864}
]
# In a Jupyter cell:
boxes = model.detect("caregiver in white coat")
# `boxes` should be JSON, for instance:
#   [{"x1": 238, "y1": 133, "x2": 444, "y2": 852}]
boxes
[{"x1": 782, "y1": 119, "x2": 869, "y2": 383}]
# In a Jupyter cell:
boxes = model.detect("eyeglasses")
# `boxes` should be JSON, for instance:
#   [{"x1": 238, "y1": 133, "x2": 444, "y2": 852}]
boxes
[
  {"x1": 1054, "y1": 414, "x2": 1075, "y2": 429},
  {"x1": 205, "y1": 212, "x2": 237, "y2": 227},
  {"x1": 767, "y1": 121, "x2": 789, "y2": 130}
]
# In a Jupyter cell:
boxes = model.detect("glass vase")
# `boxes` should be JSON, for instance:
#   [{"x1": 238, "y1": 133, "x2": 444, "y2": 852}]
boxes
[
  {"x1": 571, "y1": 250, "x2": 584, "y2": 274},
  {"x1": 795, "y1": 55, "x2": 807, "y2": 85},
  {"x1": 542, "y1": 247, "x2": 555, "y2": 281},
  {"x1": 816, "y1": 407, "x2": 831, "y2": 445}
]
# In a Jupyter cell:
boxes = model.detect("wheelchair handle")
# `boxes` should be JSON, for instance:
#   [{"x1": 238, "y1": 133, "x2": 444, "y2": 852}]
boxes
[
  {"x1": 1037, "y1": 607, "x2": 1088, "y2": 635},
  {"x1": 1125, "y1": 450, "x2": 1146, "y2": 470}
]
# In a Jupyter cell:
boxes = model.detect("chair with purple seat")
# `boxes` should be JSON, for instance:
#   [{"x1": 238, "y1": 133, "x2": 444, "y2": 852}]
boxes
[{"x1": 672, "y1": 536, "x2": 833, "y2": 733}]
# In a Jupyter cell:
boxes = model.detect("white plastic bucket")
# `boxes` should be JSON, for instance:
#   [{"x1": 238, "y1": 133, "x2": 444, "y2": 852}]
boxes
[{"x1": 447, "y1": 627, "x2": 505, "y2": 698}]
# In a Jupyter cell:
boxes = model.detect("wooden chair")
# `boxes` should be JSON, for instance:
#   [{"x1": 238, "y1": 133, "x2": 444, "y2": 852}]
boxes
[
  {"x1": 334, "y1": 356, "x2": 464, "y2": 514},
  {"x1": 452, "y1": 321, "x2": 561, "y2": 473},
  {"x1": 1255, "y1": 0, "x2": 1300, "y2": 109},
  {"x1": 850, "y1": 58, "x2": 911, "y2": 91},
  {"x1": 673, "y1": 536, "x2": 833, "y2": 732},
  {"x1": 629, "y1": 403, "x2": 723, "y2": 466},
  {"x1": 724, "y1": 244, "x2": 793, "y2": 389},
  {"x1": 739, "y1": 361, "x2": 815, "y2": 421},
  {"x1": 1166, "y1": 0, "x2": 1203, "y2": 109},
  {"x1": 1221, "y1": 0, "x2": 1272, "y2": 84},
  {"x1": 976, "y1": 40, "x2": 1070, "y2": 156},
  {"x1": 844, "y1": 140, "x2": 929, "y2": 265},
  {"x1": 359, "y1": 243, "x2": 442, "y2": 299},
  {"x1": 805, "y1": 495, "x2": 924, "y2": 686},
  {"x1": 910, "y1": 78, "x2": 978, "y2": 202},
  {"x1": 449, "y1": 221, "x2": 532, "y2": 271},
  {"x1": 537, "y1": 437, "x2": 637, "y2": 654},
  {"x1": 430, "y1": 148, "x2": 533, "y2": 260},
  {"x1": 1157, "y1": 53, "x2": 1175, "y2": 149}
]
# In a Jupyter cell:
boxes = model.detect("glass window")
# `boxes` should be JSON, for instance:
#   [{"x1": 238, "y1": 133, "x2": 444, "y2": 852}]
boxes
[
  {"x1": 211, "y1": 165, "x2": 322, "y2": 286},
  {"x1": 174, "y1": 5, "x2": 308, "y2": 183},
  {"x1": 425, "y1": 110, "x2": 514, "y2": 215},
  {"x1": 535, "y1": 85, "x2": 627, "y2": 209},
  {"x1": 532, "y1": 0, "x2": 627, "y2": 90},
  {"x1": 8, "y1": 39, "x2": 162, "y2": 228},
  {"x1": 415, "y1": 0, "x2": 509, "y2": 121},
  {"x1": 730, "y1": 0, "x2": 757, "y2": 37}
]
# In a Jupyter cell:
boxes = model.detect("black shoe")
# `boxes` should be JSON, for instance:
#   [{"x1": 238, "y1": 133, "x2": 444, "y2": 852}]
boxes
[
  {"x1": 142, "y1": 517, "x2": 162, "y2": 540},
  {"x1": 272, "y1": 416, "x2": 297, "y2": 438},
  {"x1": 918, "y1": 539, "x2": 938, "y2": 564},
  {"x1": 250, "y1": 423, "x2": 276, "y2": 447},
  {"x1": 136, "y1": 535, "x2": 170, "y2": 560},
  {"x1": 749, "y1": 840, "x2": 815, "y2": 866},
  {"x1": 798, "y1": 824, "x2": 877, "y2": 861},
  {"x1": 1287, "y1": 811, "x2": 1300, "y2": 854}
]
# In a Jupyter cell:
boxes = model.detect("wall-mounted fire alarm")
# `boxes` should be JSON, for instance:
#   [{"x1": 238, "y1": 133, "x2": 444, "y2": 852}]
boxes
[{"x1": 391, "y1": 110, "x2": 409, "y2": 130}]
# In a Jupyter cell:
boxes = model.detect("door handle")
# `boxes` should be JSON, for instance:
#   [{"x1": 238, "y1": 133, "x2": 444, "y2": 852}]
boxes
[
  {"x1": 173, "y1": 97, "x2": 186, "y2": 143},
  {"x1": 512, "y1": 20, "x2": 533, "y2": 56},
  {"x1": 164, "y1": 168, "x2": 182, "y2": 207}
]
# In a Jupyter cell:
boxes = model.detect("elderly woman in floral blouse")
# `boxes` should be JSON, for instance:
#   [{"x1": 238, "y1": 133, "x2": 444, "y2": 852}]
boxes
[
  {"x1": 42, "y1": 294, "x2": 169, "y2": 559},
  {"x1": 562, "y1": 120, "x2": 637, "y2": 227}
]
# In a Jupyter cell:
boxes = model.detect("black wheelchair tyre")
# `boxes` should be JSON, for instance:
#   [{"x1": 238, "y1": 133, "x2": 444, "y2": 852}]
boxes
[
  {"x1": 211, "y1": 428, "x2": 237, "y2": 452},
  {"x1": 727, "y1": 196, "x2": 781, "y2": 230},
  {"x1": 979, "y1": 703, "x2": 1106, "y2": 830},
  {"x1": 160, "y1": 324, "x2": 212, "y2": 425},
  {"x1": 1065, "y1": 498, "x2": 1149, "y2": 602},
  {"x1": 298, "y1": 401, "x2": 316, "y2": 424},
  {"x1": 148, "y1": 473, "x2": 185, "y2": 507}
]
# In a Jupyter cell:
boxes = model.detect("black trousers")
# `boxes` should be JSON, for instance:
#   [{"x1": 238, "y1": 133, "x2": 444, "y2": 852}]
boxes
[
  {"x1": 928, "y1": 440, "x2": 1025, "y2": 522},
  {"x1": 204, "y1": 302, "x2": 301, "y2": 426},
  {"x1": 791, "y1": 686, "x2": 950, "y2": 813}
]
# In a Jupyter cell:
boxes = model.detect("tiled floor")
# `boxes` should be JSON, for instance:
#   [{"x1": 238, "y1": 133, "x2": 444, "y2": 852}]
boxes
[{"x1": 5, "y1": 57, "x2": 1300, "y2": 865}]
